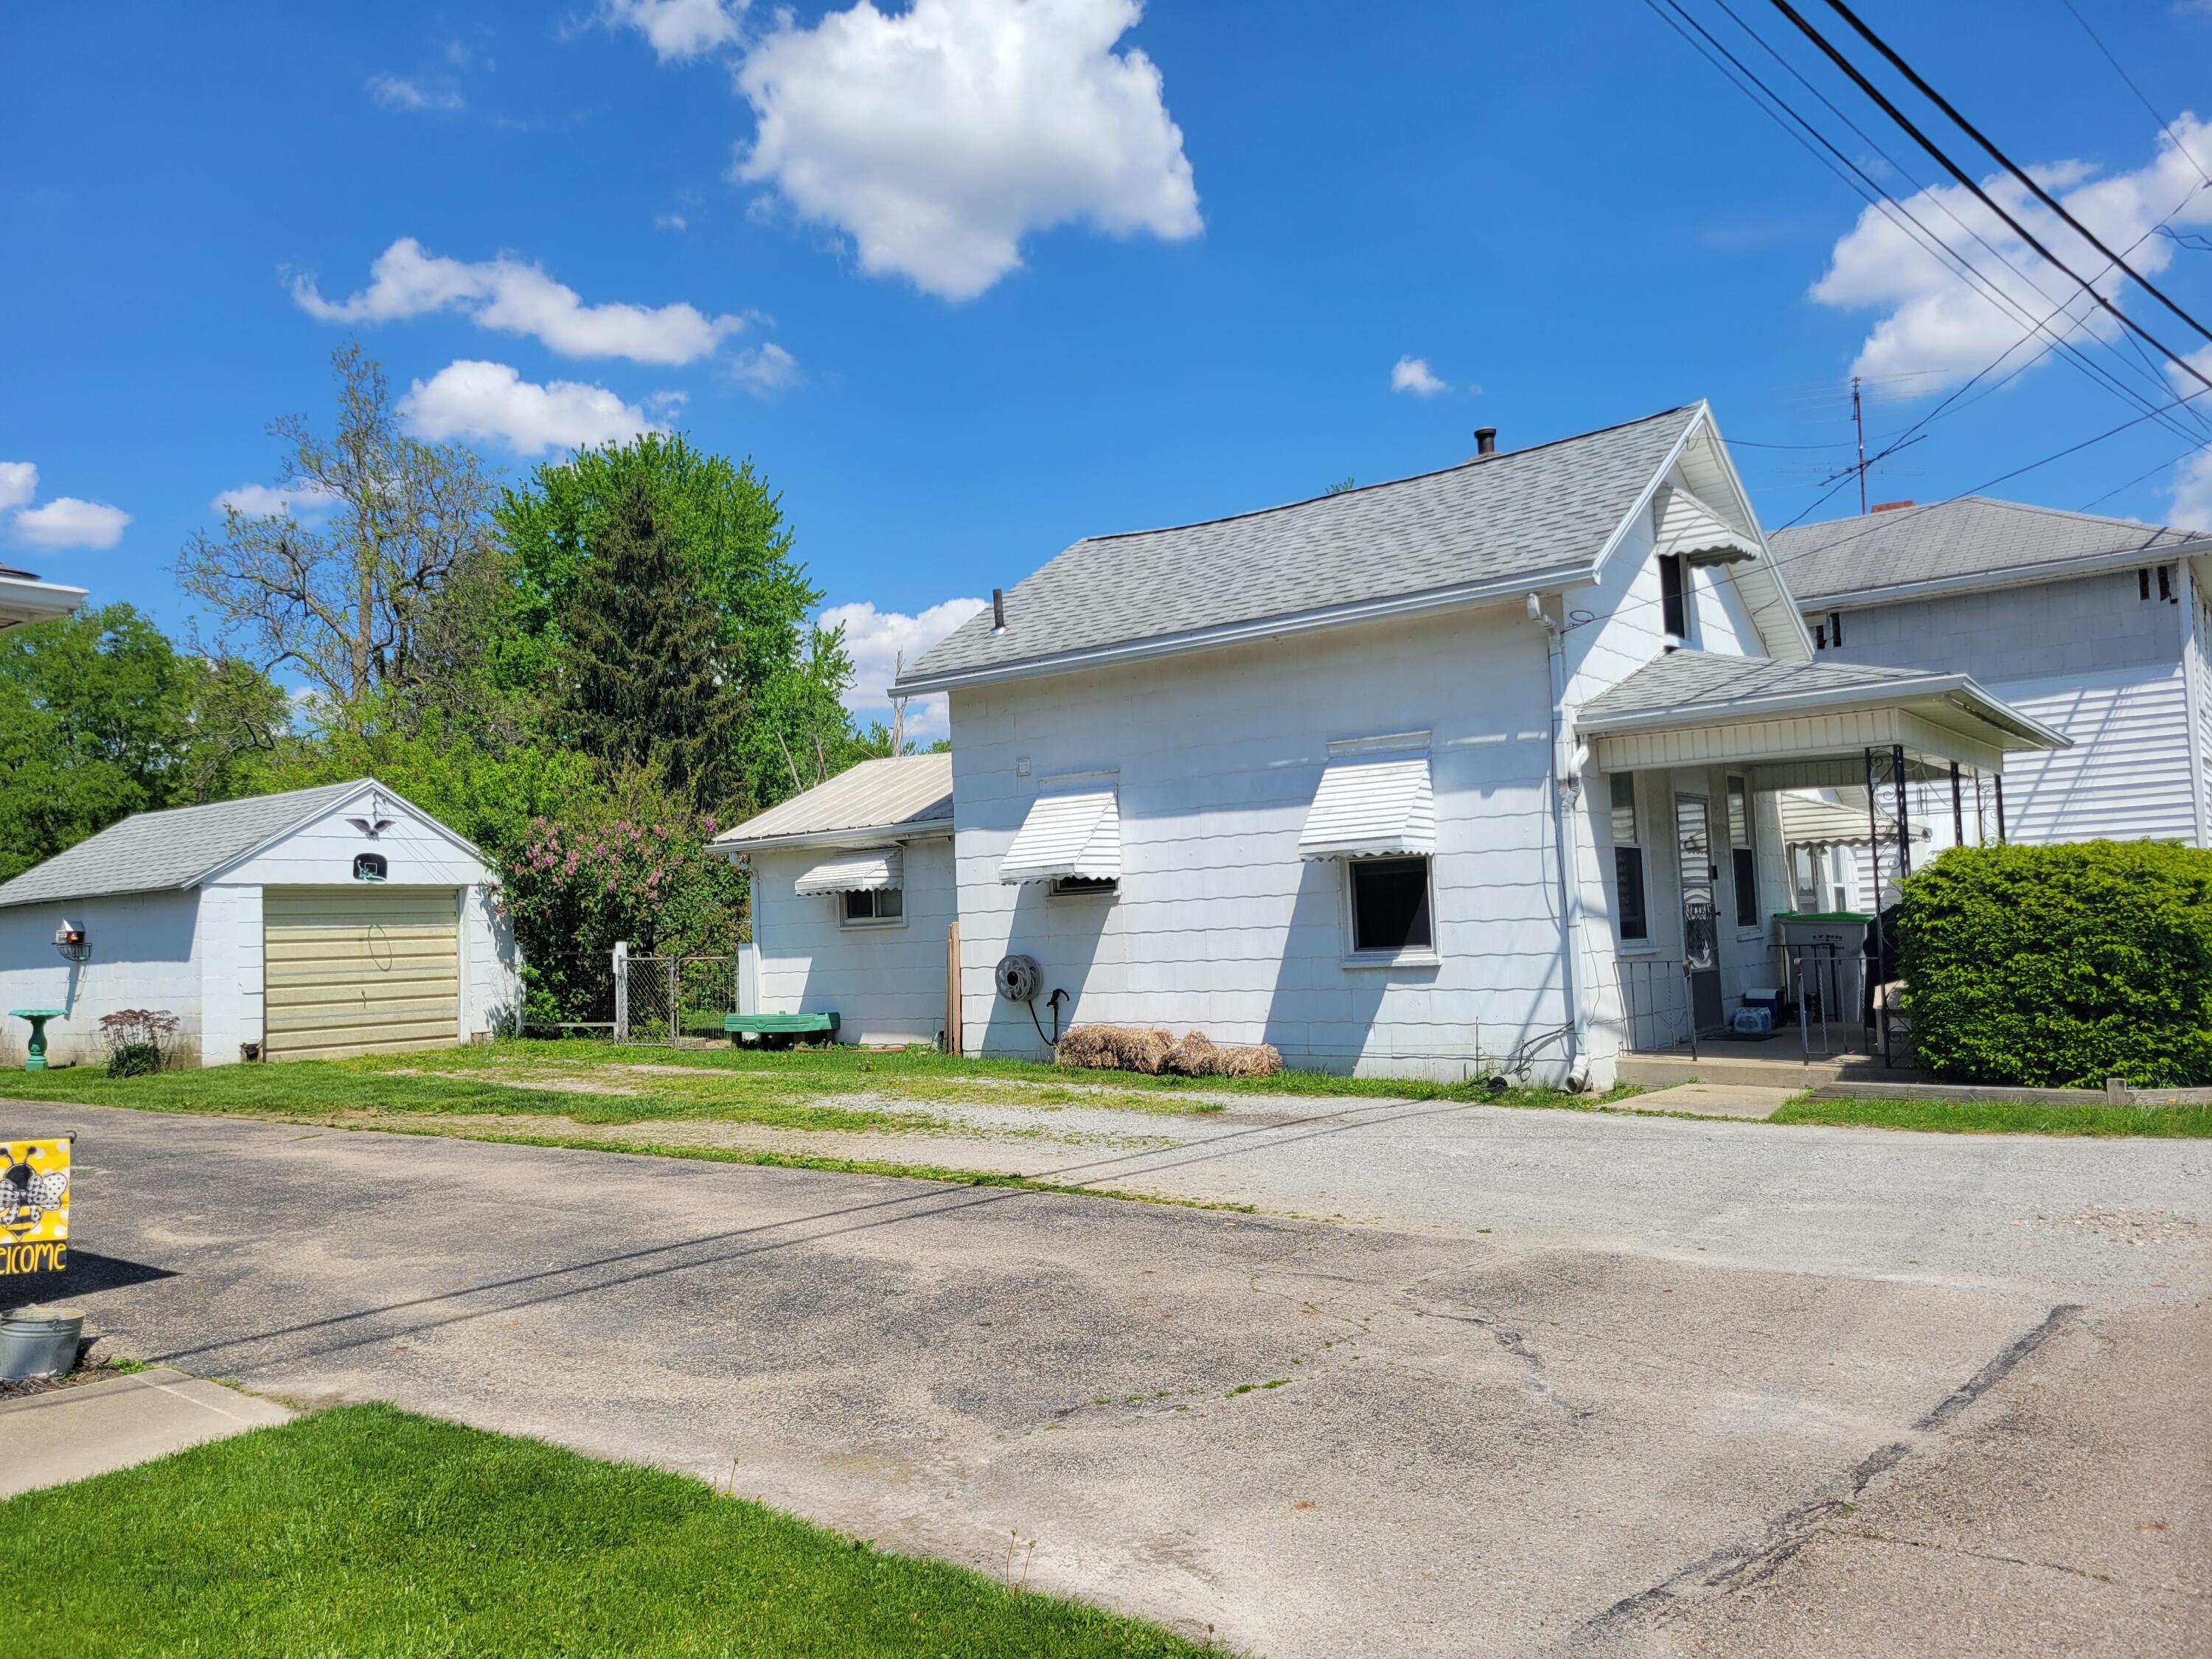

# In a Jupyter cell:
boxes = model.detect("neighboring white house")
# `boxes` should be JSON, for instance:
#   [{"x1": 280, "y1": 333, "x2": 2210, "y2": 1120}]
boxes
[
  {"x1": 708, "y1": 754, "x2": 956, "y2": 1046},
  {"x1": 0, "y1": 563, "x2": 87, "y2": 633},
  {"x1": 0, "y1": 779, "x2": 518, "y2": 1068},
  {"x1": 1775, "y1": 497, "x2": 2212, "y2": 858},
  {"x1": 855, "y1": 403, "x2": 2066, "y2": 1085}
]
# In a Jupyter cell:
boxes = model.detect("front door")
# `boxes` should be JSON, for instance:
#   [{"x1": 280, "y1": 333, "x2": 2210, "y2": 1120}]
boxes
[{"x1": 1675, "y1": 795, "x2": 1724, "y2": 1034}]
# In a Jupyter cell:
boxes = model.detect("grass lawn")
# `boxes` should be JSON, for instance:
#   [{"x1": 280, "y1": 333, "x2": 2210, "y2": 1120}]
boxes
[
  {"x1": 0, "y1": 1403, "x2": 1211, "y2": 1659},
  {"x1": 1772, "y1": 1093, "x2": 2212, "y2": 1136}
]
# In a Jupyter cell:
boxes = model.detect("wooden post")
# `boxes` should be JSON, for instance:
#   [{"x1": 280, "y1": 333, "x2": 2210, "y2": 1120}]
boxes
[{"x1": 945, "y1": 922, "x2": 962, "y2": 1057}]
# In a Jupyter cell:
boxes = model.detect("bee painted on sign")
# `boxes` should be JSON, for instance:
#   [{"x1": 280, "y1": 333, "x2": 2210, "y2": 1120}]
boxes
[{"x1": 0, "y1": 1136, "x2": 71, "y2": 1276}]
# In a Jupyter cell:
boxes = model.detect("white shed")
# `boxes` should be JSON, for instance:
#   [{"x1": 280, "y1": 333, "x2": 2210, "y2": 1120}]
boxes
[{"x1": 0, "y1": 779, "x2": 518, "y2": 1068}]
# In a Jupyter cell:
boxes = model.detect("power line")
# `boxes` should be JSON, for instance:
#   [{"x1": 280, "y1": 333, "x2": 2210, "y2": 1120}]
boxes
[
  {"x1": 2058, "y1": 0, "x2": 2212, "y2": 189},
  {"x1": 1764, "y1": 0, "x2": 2212, "y2": 392},
  {"x1": 1644, "y1": 0, "x2": 2204, "y2": 446},
  {"x1": 1820, "y1": 0, "x2": 2212, "y2": 347}
]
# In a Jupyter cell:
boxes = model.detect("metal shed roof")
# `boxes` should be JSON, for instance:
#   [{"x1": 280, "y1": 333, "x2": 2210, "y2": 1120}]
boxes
[
  {"x1": 1773, "y1": 497, "x2": 2212, "y2": 608},
  {"x1": 707, "y1": 754, "x2": 955, "y2": 854},
  {"x1": 0, "y1": 779, "x2": 373, "y2": 909},
  {"x1": 897, "y1": 406, "x2": 1712, "y2": 692}
]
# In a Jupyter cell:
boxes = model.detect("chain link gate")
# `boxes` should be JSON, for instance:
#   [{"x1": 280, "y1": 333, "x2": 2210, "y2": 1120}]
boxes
[{"x1": 612, "y1": 942, "x2": 737, "y2": 1044}]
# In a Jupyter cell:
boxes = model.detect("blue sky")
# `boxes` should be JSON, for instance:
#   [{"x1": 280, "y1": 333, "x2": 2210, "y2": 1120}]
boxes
[{"x1": 5, "y1": 1, "x2": 2211, "y2": 732}]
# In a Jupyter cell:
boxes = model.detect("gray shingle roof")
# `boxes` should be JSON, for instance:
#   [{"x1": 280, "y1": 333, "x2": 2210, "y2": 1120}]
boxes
[
  {"x1": 708, "y1": 754, "x2": 954, "y2": 852},
  {"x1": 0, "y1": 780, "x2": 369, "y2": 909},
  {"x1": 1773, "y1": 497, "x2": 2208, "y2": 605},
  {"x1": 1578, "y1": 650, "x2": 1935, "y2": 727},
  {"x1": 899, "y1": 406, "x2": 1703, "y2": 688}
]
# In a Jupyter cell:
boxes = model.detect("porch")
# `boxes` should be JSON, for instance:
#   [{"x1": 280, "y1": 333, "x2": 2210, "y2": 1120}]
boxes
[{"x1": 1578, "y1": 651, "x2": 2069, "y2": 1066}]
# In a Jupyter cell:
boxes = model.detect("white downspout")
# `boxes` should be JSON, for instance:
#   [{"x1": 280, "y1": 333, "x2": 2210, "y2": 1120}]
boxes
[{"x1": 1530, "y1": 593, "x2": 1591, "y2": 1088}]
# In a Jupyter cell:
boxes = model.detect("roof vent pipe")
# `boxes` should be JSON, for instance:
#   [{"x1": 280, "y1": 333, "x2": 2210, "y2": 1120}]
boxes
[
  {"x1": 991, "y1": 588, "x2": 1006, "y2": 635},
  {"x1": 1474, "y1": 427, "x2": 1498, "y2": 456}
]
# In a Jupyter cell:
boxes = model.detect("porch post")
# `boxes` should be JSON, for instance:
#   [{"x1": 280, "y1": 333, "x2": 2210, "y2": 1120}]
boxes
[
  {"x1": 1891, "y1": 744, "x2": 1912, "y2": 880},
  {"x1": 1864, "y1": 746, "x2": 1888, "y2": 1062},
  {"x1": 1950, "y1": 762, "x2": 1964, "y2": 849}
]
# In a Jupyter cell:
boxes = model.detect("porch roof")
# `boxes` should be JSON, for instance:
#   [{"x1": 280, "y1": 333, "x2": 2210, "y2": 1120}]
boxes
[{"x1": 1577, "y1": 650, "x2": 2068, "y2": 775}]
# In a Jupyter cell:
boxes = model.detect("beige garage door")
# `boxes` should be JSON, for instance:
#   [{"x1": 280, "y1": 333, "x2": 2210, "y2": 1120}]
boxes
[{"x1": 263, "y1": 888, "x2": 459, "y2": 1061}]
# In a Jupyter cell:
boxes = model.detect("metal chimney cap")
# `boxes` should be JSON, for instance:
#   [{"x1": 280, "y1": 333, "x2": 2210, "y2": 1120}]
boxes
[
  {"x1": 1473, "y1": 426, "x2": 1499, "y2": 456},
  {"x1": 990, "y1": 587, "x2": 1006, "y2": 635}
]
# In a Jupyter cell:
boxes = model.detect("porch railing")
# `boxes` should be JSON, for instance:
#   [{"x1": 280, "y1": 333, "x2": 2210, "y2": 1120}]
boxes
[
  {"x1": 1774, "y1": 943, "x2": 1871, "y2": 1060},
  {"x1": 1615, "y1": 957, "x2": 1698, "y2": 1059}
]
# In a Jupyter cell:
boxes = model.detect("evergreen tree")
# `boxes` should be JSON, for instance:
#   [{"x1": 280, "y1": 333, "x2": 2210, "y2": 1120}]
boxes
[{"x1": 554, "y1": 476, "x2": 745, "y2": 814}]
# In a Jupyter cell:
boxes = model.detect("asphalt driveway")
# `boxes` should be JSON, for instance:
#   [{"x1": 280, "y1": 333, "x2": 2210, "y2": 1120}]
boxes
[{"x1": 8, "y1": 1098, "x2": 2206, "y2": 1656}]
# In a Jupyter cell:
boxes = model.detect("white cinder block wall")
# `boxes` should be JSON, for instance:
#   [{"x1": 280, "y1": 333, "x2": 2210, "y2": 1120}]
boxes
[
  {"x1": 950, "y1": 605, "x2": 1577, "y2": 1082},
  {"x1": 0, "y1": 891, "x2": 204, "y2": 1068},
  {"x1": 751, "y1": 838, "x2": 955, "y2": 1045}
]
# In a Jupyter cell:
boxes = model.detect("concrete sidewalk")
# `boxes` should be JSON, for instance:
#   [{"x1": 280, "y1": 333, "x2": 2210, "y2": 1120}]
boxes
[{"x1": 0, "y1": 1366, "x2": 293, "y2": 1498}]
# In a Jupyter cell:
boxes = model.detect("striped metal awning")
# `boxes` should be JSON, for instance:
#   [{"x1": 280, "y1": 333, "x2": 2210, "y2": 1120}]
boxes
[
  {"x1": 794, "y1": 847, "x2": 903, "y2": 895},
  {"x1": 1299, "y1": 743, "x2": 1435, "y2": 860},
  {"x1": 1000, "y1": 783, "x2": 1120, "y2": 885}
]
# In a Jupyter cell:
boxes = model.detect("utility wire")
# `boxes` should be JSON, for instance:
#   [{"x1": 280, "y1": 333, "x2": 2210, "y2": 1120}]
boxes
[
  {"x1": 1820, "y1": 0, "x2": 2212, "y2": 347},
  {"x1": 2059, "y1": 0, "x2": 2212, "y2": 190},
  {"x1": 1764, "y1": 0, "x2": 2212, "y2": 392},
  {"x1": 1644, "y1": 0, "x2": 2204, "y2": 446}
]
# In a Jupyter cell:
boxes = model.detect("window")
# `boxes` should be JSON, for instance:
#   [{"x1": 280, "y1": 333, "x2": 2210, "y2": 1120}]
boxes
[
  {"x1": 1659, "y1": 552, "x2": 1688, "y2": 639},
  {"x1": 1050, "y1": 875, "x2": 1118, "y2": 897},
  {"x1": 1828, "y1": 611, "x2": 1845, "y2": 647},
  {"x1": 1726, "y1": 774, "x2": 1758, "y2": 928},
  {"x1": 1347, "y1": 856, "x2": 1433, "y2": 954},
  {"x1": 352, "y1": 852, "x2": 387, "y2": 882},
  {"x1": 841, "y1": 888, "x2": 903, "y2": 925},
  {"x1": 1610, "y1": 773, "x2": 1646, "y2": 942}
]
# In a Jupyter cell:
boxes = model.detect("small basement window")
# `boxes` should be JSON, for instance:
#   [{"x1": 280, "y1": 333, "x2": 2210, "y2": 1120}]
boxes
[
  {"x1": 841, "y1": 888, "x2": 904, "y2": 926},
  {"x1": 352, "y1": 852, "x2": 387, "y2": 882},
  {"x1": 1348, "y1": 856, "x2": 1433, "y2": 955},
  {"x1": 1050, "y1": 875, "x2": 1118, "y2": 897}
]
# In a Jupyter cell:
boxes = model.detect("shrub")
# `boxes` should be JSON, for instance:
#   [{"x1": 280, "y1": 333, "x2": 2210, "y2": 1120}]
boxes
[
  {"x1": 98, "y1": 1009, "x2": 179, "y2": 1077},
  {"x1": 1900, "y1": 841, "x2": 2212, "y2": 1087}
]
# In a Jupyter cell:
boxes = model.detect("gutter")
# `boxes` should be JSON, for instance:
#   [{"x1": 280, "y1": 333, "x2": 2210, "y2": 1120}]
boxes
[
  {"x1": 892, "y1": 559, "x2": 1596, "y2": 695},
  {"x1": 707, "y1": 821, "x2": 956, "y2": 858}
]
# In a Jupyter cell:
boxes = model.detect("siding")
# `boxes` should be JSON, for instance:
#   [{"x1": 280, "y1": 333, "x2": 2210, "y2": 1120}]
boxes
[
  {"x1": 1983, "y1": 666, "x2": 2198, "y2": 844},
  {"x1": 0, "y1": 891, "x2": 204, "y2": 1068},
  {"x1": 752, "y1": 838, "x2": 956, "y2": 1045},
  {"x1": 949, "y1": 605, "x2": 1579, "y2": 1082}
]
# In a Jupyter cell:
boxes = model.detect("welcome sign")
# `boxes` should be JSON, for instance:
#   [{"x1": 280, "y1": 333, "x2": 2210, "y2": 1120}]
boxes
[{"x1": 0, "y1": 1136, "x2": 72, "y2": 1276}]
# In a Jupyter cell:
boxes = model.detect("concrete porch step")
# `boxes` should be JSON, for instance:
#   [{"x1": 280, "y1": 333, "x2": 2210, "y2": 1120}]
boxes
[{"x1": 1617, "y1": 1046, "x2": 1933, "y2": 1090}]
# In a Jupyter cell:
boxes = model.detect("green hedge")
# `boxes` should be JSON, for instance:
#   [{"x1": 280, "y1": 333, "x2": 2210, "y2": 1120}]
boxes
[{"x1": 1900, "y1": 841, "x2": 2212, "y2": 1087}]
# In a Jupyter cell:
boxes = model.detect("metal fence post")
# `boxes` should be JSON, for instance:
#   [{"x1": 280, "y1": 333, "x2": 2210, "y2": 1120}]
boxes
[
  {"x1": 613, "y1": 939, "x2": 629, "y2": 1043},
  {"x1": 668, "y1": 956, "x2": 680, "y2": 1045}
]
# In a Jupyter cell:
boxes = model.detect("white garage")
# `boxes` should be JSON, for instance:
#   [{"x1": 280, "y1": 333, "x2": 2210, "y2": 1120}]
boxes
[{"x1": 0, "y1": 779, "x2": 519, "y2": 1069}]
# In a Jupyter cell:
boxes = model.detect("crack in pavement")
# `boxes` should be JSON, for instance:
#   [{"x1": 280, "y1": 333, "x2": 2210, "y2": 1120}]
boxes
[
  {"x1": 1836, "y1": 1528, "x2": 2212, "y2": 1603},
  {"x1": 1563, "y1": 1302, "x2": 2087, "y2": 1648}
]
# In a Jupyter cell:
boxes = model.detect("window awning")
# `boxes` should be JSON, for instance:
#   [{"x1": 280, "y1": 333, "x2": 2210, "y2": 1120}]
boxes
[
  {"x1": 1654, "y1": 484, "x2": 1761, "y2": 567},
  {"x1": 1299, "y1": 750, "x2": 1435, "y2": 860},
  {"x1": 1000, "y1": 784, "x2": 1120, "y2": 885},
  {"x1": 794, "y1": 847, "x2": 903, "y2": 895}
]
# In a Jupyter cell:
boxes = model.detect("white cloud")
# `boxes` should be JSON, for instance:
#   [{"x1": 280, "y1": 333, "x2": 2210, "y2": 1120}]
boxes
[
  {"x1": 367, "y1": 74, "x2": 464, "y2": 111},
  {"x1": 601, "y1": 0, "x2": 747, "y2": 61},
  {"x1": 292, "y1": 237, "x2": 745, "y2": 366},
  {"x1": 655, "y1": 212, "x2": 689, "y2": 231},
  {"x1": 398, "y1": 361, "x2": 667, "y2": 456},
  {"x1": 728, "y1": 341, "x2": 801, "y2": 394},
  {"x1": 2174, "y1": 448, "x2": 2212, "y2": 530},
  {"x1": 733, "y1": 0, "x2": 1200, "y2": 299},
  {"x1": 214, "y1": 482, "x2": 338, "y2": 518},
  {"x1": 1391, "y1": 355, "x2": 1448, "y2": 396},
  {"x1": 1811, "y1": 115, "x2": 2212, "y2": 392},
  {"x1": 13, "y1": 497, "x2": 130, "y2": 550},
  {"x1": 0, "y1": 462, "x2": 35, "y2": 514},
  {"x1": 820, "y1": 595, "x2": 987, "y2": 739}
]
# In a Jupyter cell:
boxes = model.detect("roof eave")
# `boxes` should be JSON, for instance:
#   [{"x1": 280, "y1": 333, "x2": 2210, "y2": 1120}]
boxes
[
  {"x1": 1795, "y1": 534, "x2": 2212, "y2": 611},
  {"x1": 1579, "y1": 672, "x2": 2070, "y2": 751},
  {"x1": 707, "y1": 818, "x2": 954, "y2": 857},
  {"x1": 892, "y1": 560, "x2": 1599, "y2": 695}
]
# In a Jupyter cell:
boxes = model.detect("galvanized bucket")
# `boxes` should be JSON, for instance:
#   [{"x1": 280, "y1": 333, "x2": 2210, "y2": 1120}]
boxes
[{"x1": 0, "y1": 1304, "x2": 85, "y2": 1380}]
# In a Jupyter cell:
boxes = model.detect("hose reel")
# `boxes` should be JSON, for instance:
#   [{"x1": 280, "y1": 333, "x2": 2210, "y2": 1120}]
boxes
[{"x1": 993, "y1": 952, "x2": 1066, "y2": 1047}]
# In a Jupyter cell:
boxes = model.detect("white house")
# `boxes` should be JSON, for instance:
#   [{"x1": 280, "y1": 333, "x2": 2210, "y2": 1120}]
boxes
[
  {"x1": 708, "y1": 754, "x2": 956, "y2": 1046},
  {"x1": 0, "y1": 779, "x2": 518, "y2": 1068},
  {"x1": 730, "y1": 406, "x2": 2066, "y2": 1084},
  {"x1": 1778, "y1": 498, "x2": 2212, "y2": 846},
  {"x1": 0, "y1": 563, "x2": 87, "y2": 633}
]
